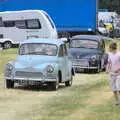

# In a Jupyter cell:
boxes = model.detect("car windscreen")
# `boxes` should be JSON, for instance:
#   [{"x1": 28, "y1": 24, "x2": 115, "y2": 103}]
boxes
[
  {"x1": 70, "y1": 39, "x2": 98, "y2": 49},
  {"x1": 19, "y1": 43, "x2": 58, "y2": 56}
]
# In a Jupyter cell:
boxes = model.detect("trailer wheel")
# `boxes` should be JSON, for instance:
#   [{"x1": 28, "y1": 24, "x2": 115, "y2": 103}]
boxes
[
  {"x1": 5, "y1": 79, "x2": 14, "y2": 89},
  {"x1": 4, "y1": 41, "x2": 12, "y2": 49}
]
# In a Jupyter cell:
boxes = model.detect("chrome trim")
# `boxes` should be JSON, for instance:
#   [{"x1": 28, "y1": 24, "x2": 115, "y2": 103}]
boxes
[
  {"x1": 5, "y1": 77, "x2": 57, "y2": 82},
  {"x1": 73, "y1": 66, "x2": 98, "y2": 69},
  {"x1": 15, "y1": 71, "x2": 43, "y2": 78}
]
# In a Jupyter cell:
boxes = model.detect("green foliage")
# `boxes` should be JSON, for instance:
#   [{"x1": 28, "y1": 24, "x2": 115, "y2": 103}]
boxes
[
  {"x1": 0, "y1": 48, "x2": 17, "y2": 73},
  {"x1": 99, "y1": 0, "x2": 120, "y2": 11}
]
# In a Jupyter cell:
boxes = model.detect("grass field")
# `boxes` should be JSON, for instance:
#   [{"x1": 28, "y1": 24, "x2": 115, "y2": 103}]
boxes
[{"x1": 0, "y1": 40, "x2": 120, "y2": 120}]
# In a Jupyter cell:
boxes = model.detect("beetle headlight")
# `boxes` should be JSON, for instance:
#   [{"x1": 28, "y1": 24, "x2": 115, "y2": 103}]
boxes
[
  {"x1": 5, "y1": 63, "x2": 13, "y2": 77},
  {"x1": 46, "y1": 65, "x2": 54, "y2": 73}
]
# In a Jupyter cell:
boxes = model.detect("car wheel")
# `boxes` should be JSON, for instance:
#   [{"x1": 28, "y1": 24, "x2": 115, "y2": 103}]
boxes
[
  {"x1": 95, "y1": 64, "x2": 100, "y2": 73},
  {"x1": 5, "y1": 79, "x2": 14, "y2": 88},
  {"x1": 4, "y1": 41, "x2": 12, "y2": 49},
  {"x1": 65, "y1": 75, "x2": 73, "y2": 87},
  {"x1": 49, "y1": 75, "x2": 59, "y2": 90},
  {"x1": 51, "y1": 81, "x2": 59, "y2": 90}
]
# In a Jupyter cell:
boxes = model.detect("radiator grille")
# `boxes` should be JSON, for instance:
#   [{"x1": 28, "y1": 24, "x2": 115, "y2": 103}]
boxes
[{"x1": 15, "y1": 71, "x2": 43, "y2": 78}]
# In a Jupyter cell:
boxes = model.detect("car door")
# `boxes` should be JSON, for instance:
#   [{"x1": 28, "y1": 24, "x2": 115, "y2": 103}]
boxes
[
  {"x1": 99, "y1": 40, "x2": 105, "y2": 69},
  {"x1": 63, "y1": 44, "x2": 70, "y2": 81},
  {"x1": 58, "y1": 44, "x2": 67, "y2": 82}
]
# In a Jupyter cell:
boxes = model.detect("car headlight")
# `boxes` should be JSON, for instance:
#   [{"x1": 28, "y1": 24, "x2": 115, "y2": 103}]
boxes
[
  {"x1": 5, "y1": 63, "x2": 13, "y2": 77},
  {"x1": 91, "y1": 55, "x2": 97, "y2": 61},
  {"x1": 46, "y1": 65, "x2": 54, "y2": 73}
]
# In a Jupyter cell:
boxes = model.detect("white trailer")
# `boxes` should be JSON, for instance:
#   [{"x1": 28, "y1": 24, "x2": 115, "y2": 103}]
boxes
[{"x1": 0, "y1": 10, "x2": 58, "y2": 49}]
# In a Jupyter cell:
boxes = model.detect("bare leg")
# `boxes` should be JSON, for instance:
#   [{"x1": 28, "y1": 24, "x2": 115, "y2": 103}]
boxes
[
  {"x1": 118, "y1": 91, "x2": 120, "y2": 104},
  {"x1": 113, "y1": 91, "x2": 119, "y2": 105}
]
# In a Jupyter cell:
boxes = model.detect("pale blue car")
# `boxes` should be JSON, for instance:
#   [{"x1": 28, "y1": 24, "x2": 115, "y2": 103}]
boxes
[{"x1": 4, "y1": 39, "x2": 75, "y2": 90}]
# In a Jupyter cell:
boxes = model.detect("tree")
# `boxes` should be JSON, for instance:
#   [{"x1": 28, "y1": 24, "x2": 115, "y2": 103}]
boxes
[{"x1": 99, "y1": 0, "x2": 120, "y2": 11}]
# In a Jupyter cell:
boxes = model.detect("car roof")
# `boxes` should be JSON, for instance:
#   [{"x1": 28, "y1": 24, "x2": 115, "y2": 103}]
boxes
[
  {"x1": 0, "y1": 10, "x2": 42, "y2": 14},
  {"x1": 20, "y1": 38, "x2": 64, "y2": 46},
  {"x1": 71, "y1": 35, "x2": 103, "y2": 42}
]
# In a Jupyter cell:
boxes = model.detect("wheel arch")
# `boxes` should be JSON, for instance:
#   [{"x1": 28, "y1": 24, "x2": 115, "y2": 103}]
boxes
[
  {"x1": 72, "y1": 68, "x2": 75, "y2": 76},
  {"x1": 58, "y1": 70, "x2": 62, "y2": 83},
  {"x1": 3, "y1": 41, "x2": 13, "y2": 49}
]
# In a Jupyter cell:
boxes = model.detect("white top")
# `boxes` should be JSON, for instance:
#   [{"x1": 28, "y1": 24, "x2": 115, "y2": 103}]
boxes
[{"x1": 107, "y1": 52, "x2": 120, "y2": 72}]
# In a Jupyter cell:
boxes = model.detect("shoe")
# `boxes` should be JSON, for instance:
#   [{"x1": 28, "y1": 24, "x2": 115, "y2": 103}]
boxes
[
  {"x1": 115, "y1": 103, "x2": 119, "y2": 105},
  {"x1": 115, "y1": 101, "x2": 120, "y2": 105}
]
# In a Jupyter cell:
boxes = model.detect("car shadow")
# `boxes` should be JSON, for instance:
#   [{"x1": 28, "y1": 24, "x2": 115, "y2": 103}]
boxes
[
  {"x1": 75, "y1": 70, "x2": 105, "y2": 74},
  {"x1": 13, "y1": 83, "x2": 67, "y2": 92}
]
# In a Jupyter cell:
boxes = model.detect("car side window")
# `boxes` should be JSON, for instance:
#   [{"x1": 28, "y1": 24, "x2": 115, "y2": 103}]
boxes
[
  {"x1": 64, "y1": 44, "x2": 68, "y2": 56},
  {"x1": 99, "y1": 40, "x2": 105, "y2": 53},
  {"x1": 58, "y1": 45, "x2": 64, "y2": 57}
]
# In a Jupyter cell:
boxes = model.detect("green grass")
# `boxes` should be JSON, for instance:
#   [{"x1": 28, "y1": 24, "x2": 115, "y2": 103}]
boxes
[
  {"x1": 0, "y1": 48, "x2": 17, "y2": 73},
  {"x1": 34, "y1": 74, "x2": 114, "y2": 120},
  {"x1": 1, "y1": 41, "x2": 120, "y2": 120},
  {"x1": 33, "y1": 74, "x2": 120, "y2": 120}
]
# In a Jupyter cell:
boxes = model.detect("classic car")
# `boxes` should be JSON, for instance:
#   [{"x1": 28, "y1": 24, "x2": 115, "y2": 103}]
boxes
[
  {"x1": 69, "y1": 35, "x2": 107, "y2": 73},
  {"x1": 4, "y1": 38, "x2": 75, "y2": 90}
]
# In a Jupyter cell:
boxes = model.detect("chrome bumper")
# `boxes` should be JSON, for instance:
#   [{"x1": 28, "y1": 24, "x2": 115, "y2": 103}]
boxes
[
  {"x1": 5, "y1": 77, "x2": 57, "y2": 82},
  {"x1": 73, "y1": 65, "x2": 98, "y2": 69},
  {"x1": 72, "y1": 59, "x2": 98, "y2": 69}
]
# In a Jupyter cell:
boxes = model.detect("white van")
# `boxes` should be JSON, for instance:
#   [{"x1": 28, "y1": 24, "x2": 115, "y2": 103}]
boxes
[{"x1": 0, "y1": 10, "x2": 58, "y2": 49}]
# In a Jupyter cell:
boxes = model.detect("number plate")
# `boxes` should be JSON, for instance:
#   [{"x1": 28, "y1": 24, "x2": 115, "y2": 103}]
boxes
[{"x1": 73, "y1": 60, "x2": 89, "y2": 67}]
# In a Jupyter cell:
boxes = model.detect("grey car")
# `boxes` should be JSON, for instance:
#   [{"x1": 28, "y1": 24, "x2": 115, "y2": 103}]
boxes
[{"x1": 69, "y1": 35, "x2": 107, "y2": 73}]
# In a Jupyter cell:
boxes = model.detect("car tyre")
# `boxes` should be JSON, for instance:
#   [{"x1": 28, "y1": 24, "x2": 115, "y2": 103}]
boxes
[
  {"x1": 5, "y1": 79, "x2": 14, "y2": 88},
  {"x1": 51, "y1": 81, "x2": 59, "y2": 90},
  {"x1": 4, "y1": 41, "x2": 12, "y2": 49},
  {"x1": 65, "y1": 75, "x2": 73, "y2": 87},
  {"x1": 95, "y1": 64, "x2": 100, "y2": 73},
  {"x1": 49, "y1": 75, "x2": 59, "y2": 90}
]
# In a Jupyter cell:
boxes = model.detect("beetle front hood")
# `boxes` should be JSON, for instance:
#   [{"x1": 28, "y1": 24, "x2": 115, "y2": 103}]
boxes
[{"x1": 15, "y1": 55, "x2": 57, "y2": 69}]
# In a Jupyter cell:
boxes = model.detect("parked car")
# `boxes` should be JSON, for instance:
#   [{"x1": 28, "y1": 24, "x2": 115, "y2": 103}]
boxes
[
  {"x1": 4, "y1": 38, "x2": 75, "y2": 90},
  {"x1": 69, "y1": 35, "x2": 107, "y2": 73}
]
